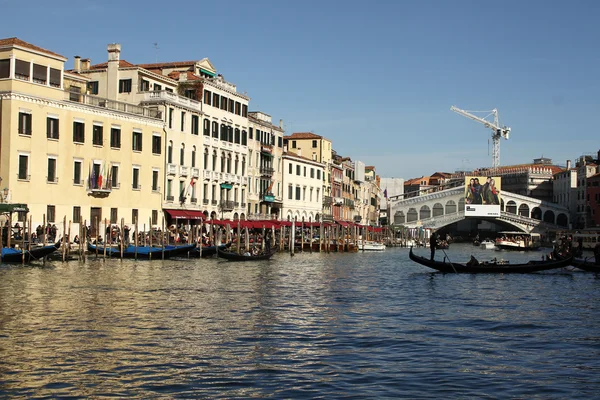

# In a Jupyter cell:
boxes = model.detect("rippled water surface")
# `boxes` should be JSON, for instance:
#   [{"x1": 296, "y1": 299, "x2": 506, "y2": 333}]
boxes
[{"x1": 1, "y1": 244, "x2": 599, "y2": 398}]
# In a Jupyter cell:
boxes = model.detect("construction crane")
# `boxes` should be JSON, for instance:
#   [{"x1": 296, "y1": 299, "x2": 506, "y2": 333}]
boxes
[{"x1": 450, "y1": 106, "x2": 511, "y2": 171}]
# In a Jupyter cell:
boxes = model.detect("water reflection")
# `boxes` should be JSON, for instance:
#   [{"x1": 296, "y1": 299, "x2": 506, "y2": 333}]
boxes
[{"x1": 0, "y1": 245, "x2": 599, "y2": 398}]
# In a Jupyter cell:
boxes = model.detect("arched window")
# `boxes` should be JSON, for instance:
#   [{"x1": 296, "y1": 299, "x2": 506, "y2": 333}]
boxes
[
  {"x1": 241, "y1": 130, "x2": 247, "y2": 146},
  {"x1": 228, "y1": 126, "x2": 233, "y2": 142},
  {"x1": 407, "y1": 208, "x2": 418, "y2": 222},
  {"x1": 227, "y1": 153, "x2": 232, "y2": 173},
  {"x1": 179, "y1": 143, "x2": 185, "y2": 165},
  {"x1": 204, "y1": 148, "x2": 209, "y2": 169},
  {"x1": 220, "y1": 152, "x2": 226, "y2": 172},
  {"x1": 432, "y1": 203, "x2": 444, "y2": 217},
  {"x1": 419, "y1": 205, "x2": 431, "y2": 220},
  {"x1": 234, "y1": 128, "x2": 240, "y2": 144},
  {"x1": 167, "y1": 141, "x2": 173, "y2": 164},
  {"x1": 234, "y1": 155, "x2": 239, "y2": 175},
  {"x1": 220, "y1": 124, "x2": 227, "y2": 141},
  {"x1": 191, "y1": 145, "x2": 196, "y2": 168},
  {"x1": 203, "y1": 119, "x2": 210, "y2": 136},
  {"x1": 518, "y1": 204, "x2": 529, "y2": 217},
  {"x1": 212, "y1": 121, "x2": 218, "y2": 138},
  {"x1": 212, "y1": 150, "x2": 217, "y2": 171},
  {"x1": 241, "y1": 157, "x2": 246, "y2": 176}
]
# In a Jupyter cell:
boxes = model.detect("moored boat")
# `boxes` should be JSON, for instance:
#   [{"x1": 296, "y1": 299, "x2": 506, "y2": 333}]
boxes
[
  {"x1": 217, "y1": 246, "x2": 277, "y2": 261},
  {"x1": 409, "y1": 247, "x2": 572, "y2": 273},
  {"x1": 191, "y1": 242, "x2": 232, "y2": 258},
  {"x1": 87, "y1": 242, "x2": 196, "y2": 259},
  {"x1": 495, "y1": 232, "x2": 541, "y2": 251},
  {"x1": 1, "y1": 241, "x2": 61, "y2": 263},
  {"x1": 480, "y1": 239, "x2": 497, "y2": 250},
  {"x1": 358, "y1": 241, "x2": 386, "y2": 251},
  {"x1": 571, "y1": 258, "x2": 600, "y2": 273}
]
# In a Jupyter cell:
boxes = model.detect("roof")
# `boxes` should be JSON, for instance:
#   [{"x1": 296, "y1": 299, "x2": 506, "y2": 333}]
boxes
[
  {"x1": 89, "y1": 60, "x2": 136, "y2": 69},
  {"x1": 285, "y1": 132, "x2": 323, "y2": 140},
  {"x1": 0, "y1": 37, "x2": 65, "y2": 59},
  {"x1": 480, "y1": 163, "x2": 563, "y2": 175},
  {"x1": 282, "y1": 151, "x2": 324, "y2": 166},
  {"x1": 137, "y1": 60, "x2": 197, "y2": 70},
  {"x1": 167, "y1": 71, "x2": 201, "y2": 81},
  {"x1": 404, "y1": 176, "x2": 430, "y2": 185}
]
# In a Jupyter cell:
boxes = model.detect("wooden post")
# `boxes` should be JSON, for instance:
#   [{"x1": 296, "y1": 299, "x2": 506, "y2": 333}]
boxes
[
  {"x1": 245, "y1": 226, "x2": 250, "y2": 252},
  {"x1": 120, "y1": 218, "x2": 124, "y2": 259},
  {"x1": 147, "y1": 219, "x2": 151, "y2": 260},
  {"x1": 102, "y1": 218, "x2": 107, "y2": 260},
  {"x1": 82, "y1": 219, "x2": 86, "y2": 262},
  {"x1": 237, "y1": 219, "x2": 241, "y2": 254},
  {"x1": 309, "y1": 217, "x2": 313, "y2": 253},
  {"x1": 6, "y1": 212, "x2": 11, "y2": 254},
  {"x1": 290, "y1": 218, "x2": 295, "y2": 256},
  {"x1": 261, "y1": 225, "x2": 266, "y2": 251},
  {"x1": 300, "y1": 217, "x2": 305, "y2": 252},
  {"x1": 319, "y1": 221, "x2": 323, "y2": 252},
  {"x1": 134, "y1": 217, "x2": 138, "y2": 260},
  {"x1": 67, "y1": 219, "x2": 72, "y2": 259},
  {"x1": 42, "y1": 214, "x2": 46, "y2": 247},
  {"x1": 62, "y1": 216, "x2": 67, "y2": 262},
  {"x1": 21, "y1": 216, "x2": 26, "y2": 264},
  {"x1": 161, "y1": 215, "x2": 165, "y2": 260},
  {"x1": 28, "y1": 215, "x2": 32, "y2": 254}
]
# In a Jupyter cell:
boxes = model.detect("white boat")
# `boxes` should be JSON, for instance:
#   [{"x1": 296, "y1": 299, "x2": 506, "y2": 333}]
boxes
[
  {"x1": 480, "y1": 239, "x2": 497, "y2": 250},
  {"x1": 359, "y1": 241, "x2": 386, "y2": 251},
  {"x1": 495, "y1": 232, "x2": 541, "y2": 251}
]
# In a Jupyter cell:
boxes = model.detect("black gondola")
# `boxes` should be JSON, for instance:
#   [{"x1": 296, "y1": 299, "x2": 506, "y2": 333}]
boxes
[
  {"x1": 217, "y1": 246, "x2": 278, "y2": 261},
  {"x1": 87, "y1": 242, "x2": 196, "y2": 259},
  {"x1": 1, "y1": 241, "x2": 61, "y2": 263},
  {"x1": 191, "y1": 242, "x2": 232, "y2": 258},
  {"x1": 409, "y1": 247, "x2": 572, "y2": 273},
  {"x1": 571, "y1": 258, "x2": 600, "y2": 273}
]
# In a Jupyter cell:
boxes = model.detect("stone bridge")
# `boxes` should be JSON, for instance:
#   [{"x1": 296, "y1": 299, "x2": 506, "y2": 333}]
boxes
[{"x1": 389, "y1": 186, "x2": 570, "y2": 233}]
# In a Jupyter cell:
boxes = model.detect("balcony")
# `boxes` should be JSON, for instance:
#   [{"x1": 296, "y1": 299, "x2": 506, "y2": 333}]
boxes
[
  {"x1": 190, "y1": 197, "x2": 197, "y2": 204},
  {"x1": 167, "y1": 163, "x2": 177, "y2": 175},
  {"x1": 166, "y1": 195, "x2": 174, "y2": 201},
  {"x1": 220, "y1": 200, "x2": 235, "y2": 211},
  {"x1": 334, "y1": 197, "x2": 344, "y2": 205},
  {"x1": 191, "y1": 168, "x2": 200, "y2": 178},
  {"x1": 353, "y1": 215, "x2": 362, "y2": 223},
  {"x1": 323, "y1": 195, "x2": 332, "y2": 206},
  {"x1": 203, "y1": 170, "x2": 212, "y2": 180},
  {"x1": 67, "y1": 90, "x2": 162, "y2": 119},
  {"x1": 260, "y1": 167, "x2": 274, "y2": 176},
  {"x1": 211, "y1": 200, "x2": 218, "y2": 206},
  {"x1": 260, "y1": 144, "x2": 273, "y2": 155},
  {"x1": 179, "y1": 166, "x2": 189, "y2": 177},
  {"x1": 333, "y1": 176, "x2": 342, "y2": 184},
  {"x1": 86, "y1": 181, "x2": 111, "y2": 198},
  {"x1": 203, "y1": 199, "x2": 209, "y2": 205},
  {"x1": 141, "y1": 90, "x2": 202, "y2": 113}
]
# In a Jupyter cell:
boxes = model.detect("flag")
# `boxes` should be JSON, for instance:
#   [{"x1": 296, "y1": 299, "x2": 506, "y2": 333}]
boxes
[
  {"x1": 383, "y1": 188, "x2": 388, "y2": 199},
  {"x1": 190, "y1": 177, "x2": 196, "y2": 186}
]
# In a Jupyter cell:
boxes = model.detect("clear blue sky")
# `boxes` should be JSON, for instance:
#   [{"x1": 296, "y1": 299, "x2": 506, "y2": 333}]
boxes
[{"x1": 3, "y1": 0, "x2": 599, "y2": 179}]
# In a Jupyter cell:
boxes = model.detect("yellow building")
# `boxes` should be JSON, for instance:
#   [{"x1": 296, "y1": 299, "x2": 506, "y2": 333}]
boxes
[{"x1": 0, "y1": 38, "x2": 164, "y2": 237}]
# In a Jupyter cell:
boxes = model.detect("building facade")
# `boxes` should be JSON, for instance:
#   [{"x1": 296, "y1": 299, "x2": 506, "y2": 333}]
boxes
[{"x1": 281, "y1": 152, "x2": 324, "y2": 222}]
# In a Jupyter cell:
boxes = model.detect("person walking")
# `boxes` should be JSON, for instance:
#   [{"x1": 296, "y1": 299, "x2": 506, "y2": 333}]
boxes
[{"x1": 429, "y1": 231, "x2": 438, "y2": 260}]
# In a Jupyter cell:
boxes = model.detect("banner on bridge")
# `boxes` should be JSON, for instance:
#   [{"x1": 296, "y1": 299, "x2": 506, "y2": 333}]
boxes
[{"x1": 464, "y1": 176, "x2": 501, "y2": 217}]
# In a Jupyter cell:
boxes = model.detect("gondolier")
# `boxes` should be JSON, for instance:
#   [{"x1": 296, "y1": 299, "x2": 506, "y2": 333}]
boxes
[{"x1": 429, "y1": 231, "x2": 438, "y2": 260}]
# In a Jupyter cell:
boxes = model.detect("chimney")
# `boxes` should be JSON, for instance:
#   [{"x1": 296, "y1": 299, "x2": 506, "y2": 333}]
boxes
[
  {"x1": 567, "y1": 160, "x2": 571, "y2": 169},
  {"x1": 297, "y1": 148, "x2": 302, "y2": 157},
  {"x1": 279, "y1": 119, "x2": 283, "y2": 129},
  {"x1": 74, "y1": 56, "x2": 81, "y2": 73},
  {"x1": 107, "y1": 44, "x2": 121, "y2": 100},
  {"x1": 81, "y1": 58, "x2": 91, "y2": 71}
]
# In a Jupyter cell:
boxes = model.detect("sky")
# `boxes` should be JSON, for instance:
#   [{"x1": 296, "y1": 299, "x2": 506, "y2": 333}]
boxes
[{"x1": 2, "y1": 0, "x2": 599, "y2": 179}]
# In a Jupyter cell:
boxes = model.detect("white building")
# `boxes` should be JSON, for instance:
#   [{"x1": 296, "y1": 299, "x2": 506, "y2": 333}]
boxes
[
  {"x1": 552, "y1": 160, "x2": 577, "y2": 227},
  {"x1": 281, "y1": 152, "x2": 325, "y2": 222}
]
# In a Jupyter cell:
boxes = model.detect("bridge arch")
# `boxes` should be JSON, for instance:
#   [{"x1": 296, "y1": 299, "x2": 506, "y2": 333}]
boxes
[
  {"x1": 407, "y1": 208, "x2": 418, "y2": 222},
  {"x1": 394, "y1": 211, "x2": 405, "y2": 224},
  {"x1": 518, "y1": 204, "x2": 529, "y2": 217},
  {"x1": 531, "y1": 207, "x2": 542, "y2": 220},
  {"x1": 557, "y1": 213, "x2": 568, "y2": 227},
  {"x1": 543, "y1": 210, "x2": 555, "y2": 224},
  {"x1": 419, "y1": 205, "x2": 431, "y2": 220},
  {"x1": 432, "y1": 203, "x2": 444, "y2": 217},
  {"x1": 501, "y1": 198, "x2": 505, "y2": 211},
  {"x1": 458, "y1": 198, "x2": 465, "y2": 211},
  {"x1": 446, "y1": 200, "x2": 457, "y2": 214},
  {"x1": 506, "y1": 200, "x2": 517, "y2": 214}
]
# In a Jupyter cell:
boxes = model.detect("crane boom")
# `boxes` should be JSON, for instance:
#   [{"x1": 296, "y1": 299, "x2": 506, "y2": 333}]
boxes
[{"x1": 450, "y1": 106, "x2": 511, "y2": 171}]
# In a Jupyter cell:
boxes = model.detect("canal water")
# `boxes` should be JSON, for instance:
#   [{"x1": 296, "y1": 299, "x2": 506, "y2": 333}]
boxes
[{"x1": 0, "y1": 244, "x2": 599, "y2": 398}]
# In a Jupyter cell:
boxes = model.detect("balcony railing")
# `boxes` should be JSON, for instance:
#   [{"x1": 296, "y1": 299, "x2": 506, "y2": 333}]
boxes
[
  {"x1": 204, "y1": 170, "x2": 212, "y2": 180},
  {"x1": 47, "y1": 176, "x2": 59, "y2": 183},
  {"x1": 323, "y1": 195, "x2": 332, "y2": 206},
  {"x1": 190, "y1": 197, "x2": 197, "y2": 204},
  {"x1": 66, "y1": 90, "x2": 162, "y2": 119},
  {"x1": 191, "y1": 168, "x2": 200, "y2": 178},
  {"x1": 142, "y1": 90, "x2": 202, "y2": 112},
  {"x1": 220, "y1": 200, "x2": 235, "y2": 211},
  {"x1": 179, "y1": 166, "x2": 189, "y2": 176},
  {"x1": 260, "y1": 167, "x2": 274, "y2": 176},
  {"x1": 203, "y1": 199, "x2": 209, "y2": 205},
  {"x1": 260, "y1": 144, "x2": 273, "y2": 154},
  {"x1": 167, "y1": 163, "x2": 177, "y2": 175},
  {"x1": 211, "y1": 200, "x2": 218, "y2": 205},
  {"x1": 166, "y1": 195, "x2": 174, "y2": 201}
]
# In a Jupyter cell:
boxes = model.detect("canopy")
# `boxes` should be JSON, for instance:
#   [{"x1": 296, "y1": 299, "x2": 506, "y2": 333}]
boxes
[
  {"x1": 164, "y1": 209, "x2": 204, "y2": 220},
  {"x1": 0, "y1": 203, "x2": 29, "y2": 214}
]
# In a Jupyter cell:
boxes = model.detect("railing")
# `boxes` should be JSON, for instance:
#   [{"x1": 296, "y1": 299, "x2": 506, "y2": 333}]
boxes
[
  {"x1": 152, "y1": 186, "x2": 161, "y2": 192},
  {"x1": 166, "y1": 195, "x2": 174, "y2": 201},
  {"x1": 167, "y1": 164, "x2": 177, "y2": 175},
  {"x1": 323, "y1": 195, "x2": 332, "y2": 206},
  {"x1": 66, "y1": 90, "x2": 162, "y2": 119},
  {"x1": 220, "y1": 200, "x2": 235, "y2": 211},
  {"x1": 260, "y1": 167, "x2": 274, "y2": 176},
  {"x1": 191, "y1": 168, "x2": 200, "y2": 178},
  {"x1": 47, "y1": 177, "x2": 59, "y2": 183},
  {"x1": 17, "y1": 174, "x2": 31, "y2": 181},
  {"x1": 190, "y1": 197, "x2": 197, "y2": 204},
  {"x1": 247, "y1": 213, "x2": 277, "y2": 221},
  {"x1": 260, "y1": 145, "x2": 273, "y2": 154},
  {"x1": 203, "y1": 199, "x2": 209, "y2": 205},
  {"x1": 142, "y1": 90, "x2": 202, "y2": 112},
  {"x1": 179, "y1": 166, "x2": 189, "y2": 176},
  {"x1": 204, "y1": 170, "x2": 213, "y2": 180},
  {"x1": 211, "y1": 200, "x2": 218, "y2": 205}
]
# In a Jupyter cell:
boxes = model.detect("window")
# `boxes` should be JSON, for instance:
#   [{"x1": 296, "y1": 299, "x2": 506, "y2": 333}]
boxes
[
  {"x1": 111, "y1": 165, "x2": 119, "y2": 188},
  {"x1": 278, "y1": 137, "x2": 283, "y2": 147},
  {"x1": 154, "y1": 84, "x2": 162, "y2": 91},
  {"x1": 167, "y1": 179, "x2": 173, "y2": 198},
  {"x1": 15, "y1": 59, "x2": 30, "y2": 80},
  {"x1": 249, "y1": 128, "x2": 253, "y2": 140},
  {"x1": 110, "y1": 208, "x2": 118, "y2": 224},
  {"x1": 212, "y1": 121, "x2": 218, "y2": 138},
  {"x1": 73, "y1": 206, "x2": 81, "y2": 223},
  {"x1": 235, "y1": 101, "x2": 241, "y2": 115},
  {"x1": 220, "y1": 124, "x2": 227, "y2": 141},
  {"x1": 204, "y1": 149, "x2": 209, "y2": 169},
  {"x1": 152, "y1": 210, "x2": 158, "y2": 225},
  {"x1": 204, "y1": 90, "x2": 212, "y2": 105},
  {"x1": 168, "y1": 108, "x2": 174, "y2": 129},
  {"x1": 241, "y1": 157, "x2": 246, "y2": 175},
  {"x1": 0, "y1": 59, "x2": 10, "y2": 78},
  {"x1": 234, "y1": 128, "x2": 240, "y2": 144},
  {"x1": 47, "y1": 117, "x2": 59, "y2": 139},
  {"x1": 152, "y1": 135, "x2": 161, "y2": 154},
  {"x1": 73, "y1": 160, "x2": 82, "y2": 185},
  {"x1": 180, "y1": 146, "x2": 185, "y2": 165},
  {"x1": 192, "y1": 115, "x2": 200, "y2": 135},
  {"x1": 179, "y1": 181, "x2": 185, "y2": 202},
  {"x1": 304, "y1": 167, "x2": 307, "y2": 176},
  {"x1": 311, "y1": 168, "x2": 315, "y2": 178},
  {"x1": 229, "y1": 99, "x2": 234, "y2": 113},
  {"x1": 33, "y1": 64, "x2": 47, "y2": 84},
  {"x1": 132, "y1": 167, "x2": 140, "y2": 189},
  {"x1": 312, "y1": 140, "x2": 317, "y2": 148},
  {"x1": 18, "y1": 112, "x2": 32, "y2": 135},
  {"x1": 166, "y1": 88, "x2": 173, "y2": 93},
  {"x1": 191, "y1": 148, "x2": 196, "y2": 168},
  {"x1": 49, "y1": 68, "x2": 61, "y2": 88},
  {"x1": 317, "y1": 170, "x2": 321, "y2": 180},
  {"x1": 213, "y1": 93, "x2": 219, "y2": 108},
  {"x1": 132, "y1": 131, "x2": 142, "y2": 151},
  {"x1": 288, "y1": 185, "x2": 293, "y2": 200},
  {"x1": 242, "y1": 104, "x2": 248, "y2": 118},
  {"x1": 242, "y1": 130, "x2": 247, "y2": 146},
  {"x1": 73, "y1": 121, "x2": 85, "y2": 143},
  {"x1": 47, "y1": 205, "x2": 56, "y2": 223},
  {"x1": 132, "y1": 209, "x2": 138, "y2": 224},
  {"x1": 139, "y1": 79, "x2": 150, "y2": 92},
  {"x1": 296, "y1": 186, "x2": 301, "y2": 200},
  {"x1": 292, "y1": 140, "x2": 296, "y2": 148},
  {"x1": 167, "y1": 142, "x2": 173, "y2": 164},
  {"x1": 152, "y1": 170, "x2": 159, "y2": 191},
  {"x1": 110, "y1": 127, "x2": 121, "y2": 148},
  {"x1": 47, "y1": 157, "x2": 57, "y2": 183},
  {"x1": 289, "y1": 163, "x2": 292, "y2": 174},
  {"x1": 92, "y1": 124, "x2": 103, "y2": 146},
  {"x1": 184, "y1": 89, "x2": 195, "y2": 100},
  {"x1": 118, "y1": 79, "x2": 132, "y2": 93},
  {"x1": 181, "y1": 111, "x2": 186, "y2": 131},
  {"x1": 221, "y1": 153, "x2": 226, "y2": 172},
  {"x1": 221, "y1": 95, "x2": 228, "y2": 110},
  {"x1": 87, "y1": 81, "x2": 99, "y2": 94},
  {"x1": 296, "y1": 165, "x2": 301, "y2": 175}
]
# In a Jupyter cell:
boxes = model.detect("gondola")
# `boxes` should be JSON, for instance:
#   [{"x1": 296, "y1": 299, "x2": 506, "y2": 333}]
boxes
[
  {"x1": 409, "y1": 247, "x2": 573, "y2": 273},
  {"x1": 571, "y1": 258, "x2": 600, "y2": 273},
  {"x1": 191, "y1": 242, "x2": 232, "y2": 258},
  {"x1": 216, "y1": 246, "x2": 277, "y2": 261},
  {"x1": 1, "y1": 241, "x2": 61, "y2": 263},
  {"x1": 87, "y1": 242, "x2": 196, "y2": 259}
]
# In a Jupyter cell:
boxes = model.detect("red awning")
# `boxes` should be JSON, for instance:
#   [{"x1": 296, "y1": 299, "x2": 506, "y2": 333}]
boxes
[
  {"x1": 335, "y1": 220, "x2": 350, "y2": 227},
  {"x1": 164, "y1": 209, "x2": 204, "y2": 220}
]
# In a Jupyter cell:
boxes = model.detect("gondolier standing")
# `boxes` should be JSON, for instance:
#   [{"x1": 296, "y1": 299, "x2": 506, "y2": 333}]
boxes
[{"x1": 429, "y1": 231, "x2": 438, "y2": 260}]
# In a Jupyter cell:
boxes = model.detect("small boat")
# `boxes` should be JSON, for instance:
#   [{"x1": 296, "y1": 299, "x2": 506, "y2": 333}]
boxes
[
  {"x1": 571, "y1": 258, "x2": 600, "y2": 273},
  {"x1": 87, "y1": 242, "x2": 196, "y2": 259},
  {"x1": 409, "y1": 247, "x2": 572, "y2": 273},
  {"x1": 191, "y1": 242, "x2": 232, "y2": 258},
  {"x1": 217, "y1": 246, "x2": 277, "y2": 261},
  {"x1": 358, "y1": 241, "x2": 386, "y2": 251},
  {"x1": 495, "y1": 232, "x2": 541, "y2": 251},
  {"x1": 480, "y1": 239, "x2": 497, "y2": 250},
  {"x1": 1, "y1": 241, "x2": 61, "y2": 263}
]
